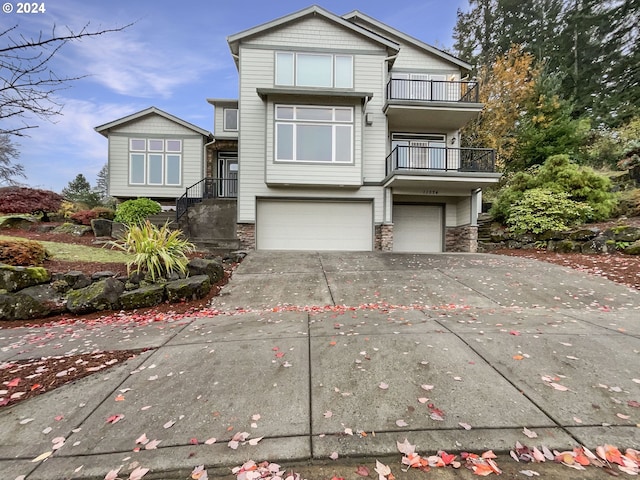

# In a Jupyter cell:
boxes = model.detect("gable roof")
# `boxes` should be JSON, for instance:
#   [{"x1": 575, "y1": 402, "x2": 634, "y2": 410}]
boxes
[
  {"x1": 342, "y1": 10, "x2": 472, "y2": 72},
  {"x1": 227, "y1": 5, "x2": 400, "y2": 56},
  {"x1": 94, "y1": 106, "x2": 212, "y2": 138}
]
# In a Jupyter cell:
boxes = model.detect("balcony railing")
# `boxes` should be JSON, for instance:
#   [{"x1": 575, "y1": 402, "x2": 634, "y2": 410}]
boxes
[
  {"x1": 176, "y1": 177, "x2": 237, "y2": 220},
  {"x1": 386, "y1": 79, "x2": 479, "y2": 103},
  {"x1": 386, "y1": 146, "x2": 495, "y2": 176}
]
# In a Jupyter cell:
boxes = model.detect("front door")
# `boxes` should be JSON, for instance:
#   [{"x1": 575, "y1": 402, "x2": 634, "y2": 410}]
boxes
[{"x1": 217, "y1": 155, "x2": 238, "y2": 197}]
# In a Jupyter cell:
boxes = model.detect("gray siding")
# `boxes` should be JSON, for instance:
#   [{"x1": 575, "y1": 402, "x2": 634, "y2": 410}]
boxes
[
  {"x1": 247, "y1": 16, "x2": 387, "y2": 52},
  {"x1": 107, "y1": 114, "x2": 205, "y2": 199}
]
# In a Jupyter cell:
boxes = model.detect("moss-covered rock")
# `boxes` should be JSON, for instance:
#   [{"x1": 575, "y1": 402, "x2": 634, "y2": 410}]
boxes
[
  {"x1": 52, "y1": 271, "x2": 92, "y2": 291},
  {"x1": 66, "y1": 278, "x2": 124, "y2": 314},
  {"x1": 19, "y1": 284, "x2": 66, "y2": 316},
  {"x1": 119, "y1": 284, "x2": 166, "y2": 310},
  {"x1": 605, "y1": 226, "x2": 640, "y2": 242},
  {"x1": 187, "y1": 258, "x2": 224, "y2": 284},
  {"x1": 0, "y1": 264, "x2": 50, "y2": 292},
  {"x1": 165, "y1": 275, "x2": 211, "y2": 303},
  {"x1": 0, "y1": 292, "x2": 51, "y2": 320},
  {"x1": 53, "y1": 223, "x2": 93, "y2": 237},
  {"x1": 623, "y1": 240, "x2": 640, "y2": 255}
]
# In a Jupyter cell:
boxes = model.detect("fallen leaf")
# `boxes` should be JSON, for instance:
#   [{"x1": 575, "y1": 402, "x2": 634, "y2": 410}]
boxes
[
  {"x1": 7, "y1": 377, "x2": 21, "y2": 387},
  {"x1": 549, "y1": 382, "x2": 569, "y2": 391},
  {"x1": 379, "y1": 382, "x2": 389, "y2": 390},
  {"x1": 417, "y1": 397, "x2": 429, "y2": 403},
  {"x1": 355, "y1": 465, "x2": 370, "y2": 477},
  {"x1": 145, "y1": 439, "x2": 161, "y2": 450},
  {"x1": 204, "y1": 438, "x2": 217, "y2": 445},
  {"x1": 106, "y1": 414, "x2": 124, "y2": 424},
  {"x1": 31, "y1": 451, "x2": 52, "y2": 463},
  {"x1": 323, "y1": 410, "x2": 333, "y2": 418},
  {"x1": 163, "y1": 420, "x2": 175, "y2": 429},
  {"x1": 191, "y1": 465, "x2": 208, "y2": 480},
  {"x1": 128, "y1": 466, "x2": 149, "y2": 480},
  {"x1": 459, "y1": 422, "x2": 472, "y2": 430},
  {"x1": 330, "y1": 451, "x2": 339, "y2": 460},
  {"x1": 374, "y1": 460, "x2": 391, "y2": 479},
  {"x1": 513, "y1": 354, "x2": 524, "y2": 360},
  {"x1": 616, "y1": 413, "x2": 631, "y2": 420},
  {"x1": 396, "y1": 419, "x2": 408, "y2": 427},
  {"x1": 421, "y1": 384, "x2": 434, "y2": 391},
  {"x1": 248, "y1": 436, "x2": 263, "y2": 446},
  {"x1": 396, "y1": 438, "x2": 416, "y2": 455},
  {"x1": 523, "y1": 427, "x2": 538, "y2": 438},
  {"x1": 104, "y1": 467, "x2": 121, "y2": 480}
]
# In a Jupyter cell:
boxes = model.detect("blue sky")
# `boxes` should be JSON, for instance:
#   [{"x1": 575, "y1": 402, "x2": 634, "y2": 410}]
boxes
[{"x1": 4, "y1": 0, "x2": 468, "y2": 193}]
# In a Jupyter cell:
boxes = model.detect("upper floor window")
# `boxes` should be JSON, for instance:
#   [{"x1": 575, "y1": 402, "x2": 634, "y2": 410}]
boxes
[
  {"x1": 275, "y1": 52, "x2": 353, "y2": 89},
  {"x1": 223, "y1": 108, "x2": 238, "y2": 131},
  {"x1": 129, "y1": 138, "x2": 182, "y2": 186},
  {"x1": 275, "y1": 105, "x2": 353, "y2": 163}
]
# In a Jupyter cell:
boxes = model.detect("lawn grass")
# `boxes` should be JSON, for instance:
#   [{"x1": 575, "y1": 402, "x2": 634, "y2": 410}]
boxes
[{"x1": 0, "y1": 235, "x2": 131, "y2": 263}]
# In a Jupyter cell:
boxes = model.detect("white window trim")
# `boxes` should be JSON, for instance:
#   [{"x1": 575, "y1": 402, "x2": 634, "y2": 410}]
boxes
[
  {"x1": 275, "y1": 105, "x2": 353, "y2": 164},
  {"x1": 223, "y1": 108, "x2": 238, "y2": 131},
  {"x1": 275, "y1": 52, "x2": 353, "y2": 89},
  {"x1": 128, "y1": 138, "x2": 183, "y2": 186}
]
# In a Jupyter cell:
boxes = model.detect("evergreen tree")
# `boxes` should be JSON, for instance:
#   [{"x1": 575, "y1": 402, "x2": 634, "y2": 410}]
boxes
[
  {"x1": 0, "y1": 134, "x2": 25, "y2": 185},
  {"x1": 95, "y1": 164, "x2": 109, "y2": 200},
  {"x1": 61, "y1": 173, "x2": 101, "y2": 208}
]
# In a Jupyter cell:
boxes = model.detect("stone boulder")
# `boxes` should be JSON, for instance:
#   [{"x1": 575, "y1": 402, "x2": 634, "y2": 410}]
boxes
[
  {"x1": 66, "y1": 278, "x2": 125, "y2": 314},
  {"x1": 119, "y1": 284, "x2": 166, "y2": 310},
  {"x1": 606, "y1": 226, "x2": 640, "y2": 242},
  {"x1": 569, "y1": 228, "x2": 600, "y2": 241},
  {"x1": 0, "y1": 216, "x2": 36, "y2": 230},
  {"x1": 548, "y1": 239, "x2": 581, "y2": 253},
  {"x1": 53, "y1": 223, "x2": 93, "y2": 237},
  {"x1": 0, "y1": 264, "x2": 50, "y2": 292},
  {"x1": 0, "y1": 292, "x2": 50, "y2": 320},
  {"x1": 187, "y1": 258, "x2": 224, "y2": 284},
  {"x1": 624, "y1": 240, "x2": 640, "y2": 255},
  {"x1": 91, "y1": 218, "x2": 113, "y2": 237},
  {"x1": 581, "y1": 237, "x2": 609, "y2": 254},
  {"x1": 51, "y1": 271, "x2": 92, "y2": 291},
  {"x1": 165, "y1": 275, "x2": 211, "y2": 302},
  {"x1": 18, "y1": 284, "x2": 67, "y2": 316}
]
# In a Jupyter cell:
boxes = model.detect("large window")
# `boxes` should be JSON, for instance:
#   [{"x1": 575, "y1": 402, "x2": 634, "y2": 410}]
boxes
[
  {"x1": 275, "y1": 105, "x2": 353, "y2": 163},
  {"x1": 276, "y1": 52, "x2": 353, "y2": 88},
  {"x1": 129, "y1": 138, "x2": 182, "y2": 186}
]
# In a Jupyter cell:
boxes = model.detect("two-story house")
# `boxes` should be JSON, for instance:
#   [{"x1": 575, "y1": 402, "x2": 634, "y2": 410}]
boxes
[{"x1": 97, "y1": 5, "x2": 500, "y2": 253}]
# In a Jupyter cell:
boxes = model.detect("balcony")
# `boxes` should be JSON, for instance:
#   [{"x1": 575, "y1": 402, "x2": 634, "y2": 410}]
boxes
[
  {"x1": 385, "y1": 79, "x2": 483, "y2": 130},
  {"x1": 384, "y1": 145, "x2": 501, "y2": 191}
]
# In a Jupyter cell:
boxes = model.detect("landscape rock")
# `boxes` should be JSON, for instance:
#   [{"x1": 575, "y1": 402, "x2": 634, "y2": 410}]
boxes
[
  {"x1": 624, "y1": 240, "x2": 640, "y2": 255},
  {"x1": 187, "y1": 258, "x2": 224, "y2": 284},
  {"x1": 91, "y1": 218, "x2": 113, "y2": 237},
  {"x1": 0, "y1": 292, "x2": 49, "y2": 320},
  {"x1": 66, "y1": 278, "x2": 125, "y2": 314},
  {"x1": 568, "y1": 228, "x2": 600, "y2": 241},
  {"x1": 581, "y1": 237, "x2": 609, "y2": 254},
  {"x1": 0, "y1": 216, "x2": 36, "y2": 230},
  {"x1": 0, "y1": 264, "x2": 50, "y2": 292},
  {"x1": 91, "y1": 271, "x2": 117, "y2": 281},
  {"x1": 52, "y1": 271, "x2": 92, "y2": 291},
  {"x1": 18, "y1": 284, "x2": 67, "y2": 315},
  {"x1": 165, "y1": 274, "x2": 211, "y2": 302},
  {"x1": 53, "y1": 223, "x2": 93, "y2": 237},
  {"x1": 119, "y1": 284, "x2": 166, "y2": 310},
  {"x1": 606, "y1": 225, "x2": 640, "y2": 242}
]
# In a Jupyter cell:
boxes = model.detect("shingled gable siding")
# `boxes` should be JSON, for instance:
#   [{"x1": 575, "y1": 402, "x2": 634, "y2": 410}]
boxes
[
  {"x1": 236, "y1": 14, "x2": 389, "y2": 224},
  {"x1": 107, "y1": 115, "x2": 205, "y2": 199}
]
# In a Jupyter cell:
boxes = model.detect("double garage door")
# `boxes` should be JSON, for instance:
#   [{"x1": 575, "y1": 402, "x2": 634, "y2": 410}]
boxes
[
  {"x1": 392, "y1": 204, "x2": 443, "y2": 253},
  {"x1": 256, "y1": 200, "x2": 373, "y2": 251}
]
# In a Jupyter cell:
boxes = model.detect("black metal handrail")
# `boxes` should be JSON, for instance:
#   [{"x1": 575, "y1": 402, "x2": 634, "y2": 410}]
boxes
[
  {"x1": 386, "y1": 79, "x2": 479, "y2": 103},
  {"x1": 176, "y1": 177, "x2": 237, "y2": 220},
  {"x1": 385, "y1": 146, "x2": 495, "y2": 176}
]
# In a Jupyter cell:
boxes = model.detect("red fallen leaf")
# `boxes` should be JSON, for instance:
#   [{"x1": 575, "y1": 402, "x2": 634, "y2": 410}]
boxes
[
  {"x1": 189, "y1": 438, "x2": 198, "y2": 445},
  {"x1": 509, "y1": 330, "x2": 521, "y2": 336},
  {"x1": 440, "y1": 452, "x2": 456, "y2": 465},
  {"x1": 31, "y1": 384, "x2": 41, "y2": 391},
  {"x1": 106, "y1": 414, "x2": 124, "y2": 424},
  {"x1": 628, "y1": 400, "x2": 640, "y2": 408},
  {"x1": 355, "y1": 465, "x2": 370, "y2": 476},
  {"x1": 331, "y1": 476, "x2": 345, "y2": 480},
  {"x1": 7, "y1": 377, "x2": 21, "y2": 388},
  {"x1": 275, "y1": 352, "x2": 285, "y2": 358}
]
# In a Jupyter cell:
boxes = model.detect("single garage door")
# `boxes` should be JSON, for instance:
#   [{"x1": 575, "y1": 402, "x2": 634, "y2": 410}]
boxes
[
  {"x1": 393, "y1": 204, "x2": 443, "y2": 253},
  {"x1": 256, "y1": 200, "x2": 373, "y2": 251}
]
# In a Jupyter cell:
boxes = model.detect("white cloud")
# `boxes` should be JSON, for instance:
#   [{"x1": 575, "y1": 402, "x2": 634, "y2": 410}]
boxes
[{"x1": 18, "y1": 99, "x2": 142, "y2": 191}]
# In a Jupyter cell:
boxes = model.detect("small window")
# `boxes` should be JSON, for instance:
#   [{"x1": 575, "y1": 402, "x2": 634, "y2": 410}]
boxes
[
  {"x1": 275, "y1": 52, "x2": 294, "y2": 86},
  {"x1": 148, "y1": 139, "x2": 164, "y2": 151},
  {"x1": 223, "y1": 108, "x2": 238, "y2": 131},
  {"x1": 130, "y1": 139, "x2": 146, "y2": 151},
  {"x1": 275, "y1": 52, "x2": 353, "y2": 89},
  {"x1": 166, "y1": 140, "x2": 182, "y2": 152}
]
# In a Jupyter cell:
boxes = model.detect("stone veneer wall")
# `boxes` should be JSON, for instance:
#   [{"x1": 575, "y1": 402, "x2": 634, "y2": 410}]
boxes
[
  {"x1": 446, "y1": 225, "x2": 478, "y2": 253},
  {"x1": 237, "y1": 223, "x2": 256, "y2": 250},
  {"x1": 375, "y1": 224, "x2": 394, "y2": 251}
]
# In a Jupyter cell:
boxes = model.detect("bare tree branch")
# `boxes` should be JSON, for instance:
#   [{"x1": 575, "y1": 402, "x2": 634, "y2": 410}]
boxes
[{"x1": 0, "y1": 22, "x2": 133, "y2": 137}]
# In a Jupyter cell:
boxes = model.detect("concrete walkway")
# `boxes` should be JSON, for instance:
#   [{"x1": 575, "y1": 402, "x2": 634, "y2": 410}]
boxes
[{"x1": 1, "y1": 252, "x2": 638, "y2": 479}]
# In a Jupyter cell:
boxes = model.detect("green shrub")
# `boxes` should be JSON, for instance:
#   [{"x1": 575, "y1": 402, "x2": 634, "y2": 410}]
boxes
[
  {"x1": 491, "y1": 154, "x2": 618, "y2": 224},
  {"x1": 114, "y1": 198, "x2": 161, "y2": 226},
  {"x1": 109, "y1": 221, "x2": 195, "y2": 282},
  {"x1": 505, "y1": 188, "x2": 592, "y2": 234},
  {"x1": 0, "y1": 239, "x2": 49, "y2": 266}
]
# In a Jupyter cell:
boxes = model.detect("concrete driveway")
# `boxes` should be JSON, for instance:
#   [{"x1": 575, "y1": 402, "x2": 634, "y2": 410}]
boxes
[{"x1": 1, "y1": 251, "x2": 639, "y2": 479}]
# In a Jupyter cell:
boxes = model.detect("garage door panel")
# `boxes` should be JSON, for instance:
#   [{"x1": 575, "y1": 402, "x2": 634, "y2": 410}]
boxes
[
  {"x1": 393, "y1": 204, "x2": 443, "y2": 253},
  {"x1": 257, "y1": 200, "x2": 373, "y2": 251}
]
